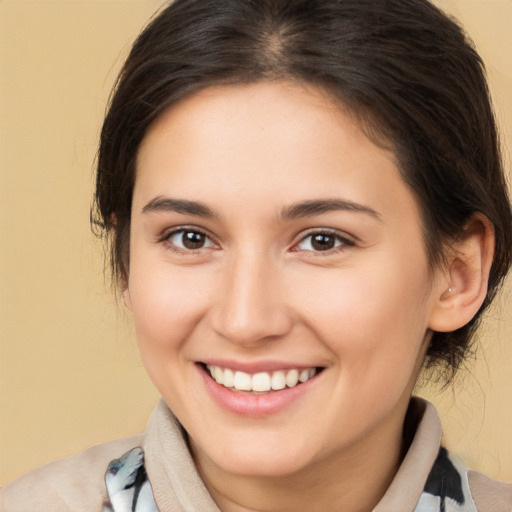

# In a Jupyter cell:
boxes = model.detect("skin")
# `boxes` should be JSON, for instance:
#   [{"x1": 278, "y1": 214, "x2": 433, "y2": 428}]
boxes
[{"x1": 124, "y1": 81, "x2": 490, "y2": 512}]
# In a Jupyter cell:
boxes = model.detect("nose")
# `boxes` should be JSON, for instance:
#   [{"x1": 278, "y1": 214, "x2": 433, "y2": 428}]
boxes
[{"x1": 210, "y1": 250, "x2": 293, "y2": 346}]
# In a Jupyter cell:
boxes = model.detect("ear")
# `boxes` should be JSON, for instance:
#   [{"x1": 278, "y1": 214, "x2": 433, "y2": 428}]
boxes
[
  {"x1": 122, "y1": 287, "x2": 133, "y2": 312},
  {"x1": 428, "y1": 214, "x2": 495, "y2": 332}
]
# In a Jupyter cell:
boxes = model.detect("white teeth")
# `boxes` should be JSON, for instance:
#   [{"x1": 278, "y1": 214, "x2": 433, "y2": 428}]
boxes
[
  {"x1": 271, "y1": 371, "x2": 286, "y2": 390},
  {"x1": 213, "y1": 366, "x2": 223, "y2": 384},
  {"x1": 285, "y1": 369, "x2": 299, "y2": 387},
  {"x1": 252, "y1": 372, "x2": 271, "y2": 392},
  {"x1": 206, "y1": 365, "x2": 318, "y2": 393},
  {"x1": 223, "y1": 368, "x2": 234, "y2": 388},
  {"x1": 234, "y1": 371, "x2": 252, "y2": 391},
  {"x1": 299, "y1": 369, "x2": 310, "y2": 383}
]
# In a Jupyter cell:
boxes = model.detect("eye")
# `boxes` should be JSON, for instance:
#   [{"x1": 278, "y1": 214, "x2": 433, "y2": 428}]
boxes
[
  {"x1": 165, "y1": 229, "x2": 217, "y2": 251},
  {"x1": 295, "y1": 231, "x2": 352, "y2": 252}
]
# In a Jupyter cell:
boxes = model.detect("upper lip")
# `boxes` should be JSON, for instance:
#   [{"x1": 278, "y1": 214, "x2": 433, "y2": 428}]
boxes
[{"x1": 199, "y1": 359, "x2": 322, "y2": 374}]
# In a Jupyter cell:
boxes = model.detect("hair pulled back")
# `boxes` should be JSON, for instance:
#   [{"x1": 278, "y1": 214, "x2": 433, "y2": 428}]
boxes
[{"x1": 93, "y1": 0, "x2": 512, "y2": 379}]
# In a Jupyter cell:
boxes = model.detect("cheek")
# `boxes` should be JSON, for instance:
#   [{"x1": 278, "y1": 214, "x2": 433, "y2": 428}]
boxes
[
  {"x1": 126, "y1": 262, "x2": 220, "y2": 416},
  {"x1": 127, "y1": 261, "x2": 215, "y2": 364},
  {"x1": 291, "y1": 255, "x2": 431, "y2": 378}
]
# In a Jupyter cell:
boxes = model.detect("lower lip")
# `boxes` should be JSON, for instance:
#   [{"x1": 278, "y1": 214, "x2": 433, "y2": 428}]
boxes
[{"x1": 197, "y1": 365, "x2": 319, "y2": 417}]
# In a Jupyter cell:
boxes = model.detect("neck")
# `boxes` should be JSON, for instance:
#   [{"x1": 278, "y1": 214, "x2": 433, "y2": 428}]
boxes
[{"x1": 190, "y1": 397, "x2": 412, "y2": 512}]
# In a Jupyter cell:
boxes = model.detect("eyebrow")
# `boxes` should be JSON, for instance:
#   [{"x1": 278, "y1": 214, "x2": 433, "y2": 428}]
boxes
[
  {"x1": 277, "y1": 199, "x2": 381, "y2": 223},
  {"x1": 142, "y1": 196, "x2": 218, "y2": 219},
  {"x1": 141, "y1": 197, "x2": 218, "y2": 219},
  {"x1": 141, "y1": 196, "x2": 381, "y2": 222}
]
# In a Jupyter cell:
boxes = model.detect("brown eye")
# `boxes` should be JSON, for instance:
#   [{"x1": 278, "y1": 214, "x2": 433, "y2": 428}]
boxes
[
  {"x1": 296, "y1": 231, "x2": 351, "y2": 252},
  {"x1": 182, "y1": 231, "x2": 206, "y2": 249},
  {"x1": 167, "y1": 229, "x2": 215, "y2": 251},
  {"x1": 311, "y1": 234, "x2": 336, "y2": 251}
]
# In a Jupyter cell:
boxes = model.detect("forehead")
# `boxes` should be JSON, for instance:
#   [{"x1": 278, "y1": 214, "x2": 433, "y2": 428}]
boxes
[{"x1": 133, "y1": 81, "x2": 420, "y2": 227}]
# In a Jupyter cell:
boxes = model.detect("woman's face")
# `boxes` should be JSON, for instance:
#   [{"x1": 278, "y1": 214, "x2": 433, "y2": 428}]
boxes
[{"x1": 126, "y1": 82, "x2": 444, "y2": 477}]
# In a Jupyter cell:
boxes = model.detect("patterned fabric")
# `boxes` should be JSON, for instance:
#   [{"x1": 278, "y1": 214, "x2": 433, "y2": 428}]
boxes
[
  {"x1": 102, "y1": 446, "x2": 477, "y2": 512},
  {"x1": 415, "y1": 448, "x2": 477, "y2": 512},
  {"x1": 102, "y1": 448, "x2": 158, "y2": 512}
]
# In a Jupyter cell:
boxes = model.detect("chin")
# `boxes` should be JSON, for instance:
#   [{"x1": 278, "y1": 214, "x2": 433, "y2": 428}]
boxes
[
  {"x1": 194, "y1": 432, "x2": 318, "y2": 478},
  {"x1": 217, "y1": 452, "x2": 311, "y2": 478}
]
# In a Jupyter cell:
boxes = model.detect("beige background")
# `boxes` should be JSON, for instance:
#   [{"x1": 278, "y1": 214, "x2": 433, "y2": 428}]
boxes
[{"x1": 0, "y1": 0, "x2": 511, "y2": 486}]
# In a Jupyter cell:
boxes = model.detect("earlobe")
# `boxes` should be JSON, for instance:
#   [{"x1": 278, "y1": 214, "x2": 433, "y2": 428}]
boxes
[{"x1": 428, "y1": 215, "x2": 495, "y2": 333}]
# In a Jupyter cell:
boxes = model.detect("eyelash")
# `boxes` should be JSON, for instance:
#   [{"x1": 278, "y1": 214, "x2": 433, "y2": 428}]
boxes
[
  {"x1": 159, "y1": 227, "x2": 217, "y2": 255},
  {"x1": 159, "y1": 227, "x2": 355, "y2": 256},
  {"x1": 292, "y1": 229, "x2": 355, "y2": 255}
]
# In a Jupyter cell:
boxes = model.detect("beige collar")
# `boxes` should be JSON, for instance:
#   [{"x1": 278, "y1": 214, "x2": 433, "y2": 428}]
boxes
[{"x1": 142, "y1": 397, "x2": 442, "y2": 512}]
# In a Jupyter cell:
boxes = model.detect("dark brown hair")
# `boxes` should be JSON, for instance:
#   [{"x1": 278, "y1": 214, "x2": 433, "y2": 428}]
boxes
[{"x1": 93, "y1": 0, "x2": 512, "y2": 378}]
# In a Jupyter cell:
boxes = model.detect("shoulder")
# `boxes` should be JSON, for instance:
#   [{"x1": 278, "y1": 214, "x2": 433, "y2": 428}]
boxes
[
  {"x1": 0, "y1": 434, "x2": 143, "y2": 512},
  {"x1": 468, "y1": 469, "x2": 512, "y2": 512}
]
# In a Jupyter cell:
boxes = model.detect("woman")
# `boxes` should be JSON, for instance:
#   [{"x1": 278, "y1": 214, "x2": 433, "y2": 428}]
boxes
[{"x1": 2, "y1": 0, "x2": 511, "y2": 510}]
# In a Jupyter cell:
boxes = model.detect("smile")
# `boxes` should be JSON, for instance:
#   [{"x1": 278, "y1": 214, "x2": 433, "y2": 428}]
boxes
[{"x1": 206, "y1": 365, "x2": 318, "y2": 393}]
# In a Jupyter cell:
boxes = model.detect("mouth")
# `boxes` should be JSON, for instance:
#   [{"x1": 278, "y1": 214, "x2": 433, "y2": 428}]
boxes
[{"x1": 201, "y1": 363, "x2": 323, "y2": 394}]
